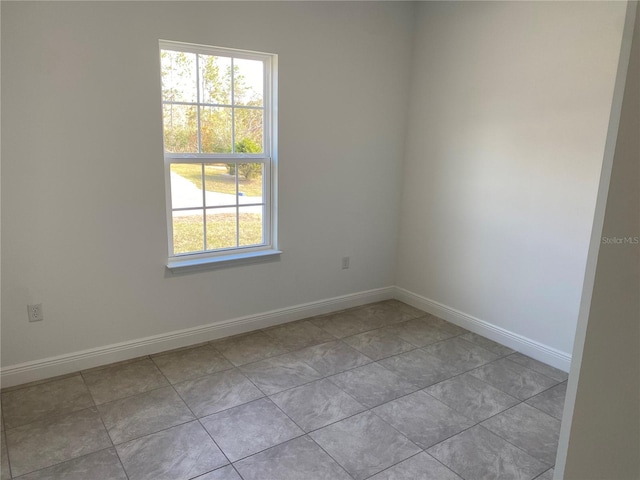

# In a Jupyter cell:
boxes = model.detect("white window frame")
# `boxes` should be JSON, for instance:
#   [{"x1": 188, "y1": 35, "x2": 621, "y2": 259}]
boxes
[{"x1": 160, "y1": 40, "x2": 279, "y2": 269}]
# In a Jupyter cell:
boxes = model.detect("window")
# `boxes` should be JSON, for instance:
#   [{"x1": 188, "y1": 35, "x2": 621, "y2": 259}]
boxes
[{"x1": 160, "y1": 41, "x2": 278, "y2": 268}]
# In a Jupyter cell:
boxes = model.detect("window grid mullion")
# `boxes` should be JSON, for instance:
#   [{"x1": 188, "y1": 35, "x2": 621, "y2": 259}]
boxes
[
  {"x1": 172, "y1": 202, "x2": 264, "y2": 213},
  {"x1": 235, "y1": 168, "x2": 240, "y2": 247},
  {"x1": 163, "y1": 100, "x2": 263, "y2": 111},
  {"x1": 230, "y1": 57, "x2": 239, "y2": 247},
  {"x1": 195, "y1": 52, "x2": 204, "y2": 250},
  {"x1": 231, "y1": 58, "x2": 236, "y2": 154},
  {"x1": 196, "y1": 54, "x2": 202, "y2": 154},
  {"x1": 166, "y1": 155, "x2": 269, "y2": 163},
  {"x1": 201, "y1": 163, "x2": 207, "y2": 250}
]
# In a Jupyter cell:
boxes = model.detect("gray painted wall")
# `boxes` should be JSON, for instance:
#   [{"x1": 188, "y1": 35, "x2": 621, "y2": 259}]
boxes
[
  {"x1": 1, "y1": 2, "x2": 414, "y2": 367},
  {"x1": 396, "y1": 1, "x2": 626, "y2": 358}
]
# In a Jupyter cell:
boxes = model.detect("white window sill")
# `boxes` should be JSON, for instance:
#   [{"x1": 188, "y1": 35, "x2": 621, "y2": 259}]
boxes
[{"x1": 166, "y1": 249, "x2": 282, "y2": 272}]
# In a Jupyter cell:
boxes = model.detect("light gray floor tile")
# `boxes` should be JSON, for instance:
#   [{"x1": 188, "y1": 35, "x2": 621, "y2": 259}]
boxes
[
  {"x1": 481, "y1": 403, "x2": 561, "y2": 466},
  {"x1": 1, "y1": 375, "x2": 94, "y2": 429},
  {"x1": 368, "y1": 452, "x2": 462, "y2": 480},
  {"x1": 421, "y1": 316, "x2": 469, "y2": 336},
  {"x1": 310, "y1": 309, "x2": 389, "y2": 338},
  {"x1": 293, "y1": 340, "x2": 372, "y2": 376},
  {"x1": 211, "y1": 331, "x2": 289, "y2": 366},
  {"x1": 422, "y1": 337, "x2": 499, "y2": 372},
  {"x1": 373, "y1": 391, "x2": 474, "y2": 449},
  {"x1": 0, "y1": 373, "x2": 81, "y2": 394},
  {"x1": 151, "y1": 344, "x2": 233, "y2": 384},
  {"x1": 507, "y1": 353, "x2": 569, "y2": 382},
  {"x1": 270, "y1": 378, "x2": 365, "y2": 432},
  {"x1": 427, "y1": 426, "x2": 548, "y2": 480},
  {"x1": 173, "y1": 369, "x2": 263, "y2": 418},
  {"x1": 239, "y1": 353, "x2": 322, "y2": 395},
  {"x1": 1, "y1": 432, "x2": 10, "y2": 480},
  {"x1": 343, "y1": 329, "x2": 415, "y2": 360},
  {"x1": 469, "y1": 358, "x2": 558, "y2": 400},
  {"x1": 192, "y1": 465, "x2": 242, "y2": 480},
  {"x1": 4, "y1": 301, "x2": 569, "y2": 480},
  {"x1": 378, "y1": 349, "x2": 461, "y2": 388},
  {"x1": 263, "y1": 320, "x2": 336, "y2": 350},
  {"x1": 460, "y1": 333, "x2": 516, "y2": 357},
  {"x1": 116, "y1": 421, "x2": 227, "y2": 480},
  {"x1": 382, "y1": 318, "x2": 458, "y2": 347},
  {"x1": 98, "y1": 386, "x2": 194, "y2": 444},
  {"x1": 200, "y1": 398, "x2": 303, "y2": 462},
  {"x1": 310, "y1": 410, "x2": 421, "y2": 480},
  {"x1": 526, "y1": 383, "x2": 567, "y2": 420},
  {"x1": 386, "y1": 299, "x2": 427, "y2": 315},
  {"x1": 82, "y1": 359, "x2": 169, "y2": 405},
  {"x1": 234, "y1": 436, "x2": 352, "y2": 480},
  {"x1": 329, "y1": 363, "x2": 418, "y2": 408},
  {"x1": 6, "y1": 407, "x2": 111, "y2": 477},
  {"x1": 356, "y1": 301, "x2": 425, "y2": 326},
  {"x1": 16, "y1": 448, "x2": 126, "y2": 480},
  {"x1": 425, "y1": 373, "x2": 519, "y2": 422},
  {"x1": 385, "y1": 299, "x2": 426, "y2": 316},
  {"x1": 535, "y1": 469, "x2": 554, "y2": 480}
]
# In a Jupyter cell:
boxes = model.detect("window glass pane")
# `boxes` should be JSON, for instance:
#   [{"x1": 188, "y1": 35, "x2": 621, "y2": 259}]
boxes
[
  {"x1": 239, "y1": 206, "x2": 263, "y2": 247},
  {"x1": 173, "y1": 210, "x2": 204, "y2": 254},
  {"x1": 170, "y1": 164, "x2": 203, "y2": 209},
  {"x1": 201, "y1": 107, "x2": 232, "y2": 153},
  {"x1": 161, "y1": 50, "x2": 197, "y2": 103},
  {"x1": 163, "y1": 104, "x2": 198, "y2": 153},
  {"x1": 199, "y1": 55, "x2": 232, "y2": 105},
  {"x1": 206, "y1": 208, "x2": 238, "y2": 250},
  {"x1": 234, "y1": 58, "x2": 263, "y2": 106},
  {"x1": 234, "y1": 108, "x2": 263, "y2": 153},
  {"x1": 204, "y1": 163, "x2": 237, "y2": 207},
  {"x1": 237, "y1": 162, "x2": 263, "y2": 201},
  {"x1": 161, "y1": 43, "x2": 274, "y2": 259}
]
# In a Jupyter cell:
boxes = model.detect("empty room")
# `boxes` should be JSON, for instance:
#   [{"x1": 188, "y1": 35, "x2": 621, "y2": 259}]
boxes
[{"x1": 1, "y1": 1, "x2": 638, "y2": 479}]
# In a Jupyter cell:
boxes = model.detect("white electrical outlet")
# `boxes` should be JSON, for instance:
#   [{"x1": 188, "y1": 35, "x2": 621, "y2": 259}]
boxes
[
  {"x1": 341, "y1": 256, "x2": 350, "y2": 269},
  {"x1": 27, "y1": 303, "x2": 44, "y2": 322}
]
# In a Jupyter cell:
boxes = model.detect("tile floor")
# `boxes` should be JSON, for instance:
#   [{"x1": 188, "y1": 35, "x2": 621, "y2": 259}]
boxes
[{"x1": 0, "y1": 300, "x2": 567, "y2": 480}]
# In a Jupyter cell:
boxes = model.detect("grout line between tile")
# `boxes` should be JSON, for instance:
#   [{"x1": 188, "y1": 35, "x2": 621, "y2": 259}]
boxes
[
  {"x1": 0, "y1": 372, "x2": 83, "y2": 395},
  {"x1": 167, "y1": 362, "x2": 287, "y2": 470},
  {"x1": 304, "y1": 434, "x2": 356, "y2": 479},
  {"x1": 2, "y1": 430, "x2": 12, "y2": 480},
  {"x1": 524, "y1": 396, "x2": 565, "y2": 421},
  {"x1": 152, "y1": 364, "x2": 237, "y2": 477},
  {"x1": 209, "y1": 332, "x2": 294, "y2": 368},
  {"x1": 94, "y1": 412, "x2": 131, "y2": 480},
  {"x1": 85, "y1": 381, "x2": 171, "y2": 409},
  {"x1": 6, "y1": 445, "x2": 124, "y2": 480},
  {"x1": 149, "y1": 354, "x2": 236, "y2": 387}
]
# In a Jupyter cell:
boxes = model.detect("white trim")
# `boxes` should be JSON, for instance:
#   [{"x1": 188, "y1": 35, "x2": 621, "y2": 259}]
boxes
[
  {"x1": 167, "y1": 248, "x2": 282, "y2": 270},
  {"x1": 394, "y1": 287, "x2": 572, "y2": 372},
  {"x1": 0, "y1": 287, "x2": 394, "y2": 388},
  {"x1": 166, "y1": 154, "x2": 269, "y2": 161},
  {"x1": 159, "y1": 40, "x2": 272, "y2": 63}
]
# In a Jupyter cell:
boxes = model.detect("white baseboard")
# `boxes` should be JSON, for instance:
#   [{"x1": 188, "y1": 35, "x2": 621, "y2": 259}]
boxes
[
  {"x1": 1, "y1": 287, "x2": 394, "y2": 388},
  {"x1": 1, "y1": 285, "x2": 571, "y2": 388},
  {"x1": 394, "y1": 287, "x2": 572, "y2": 372}
]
